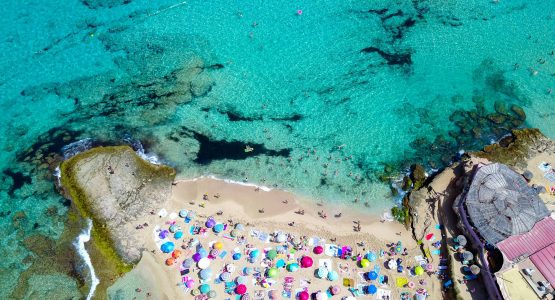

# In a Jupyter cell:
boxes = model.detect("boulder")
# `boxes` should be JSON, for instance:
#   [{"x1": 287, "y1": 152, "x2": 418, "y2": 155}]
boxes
[
  {"x1": 510, "y1": 104, "x2": 526, "y2": 121},
  {"x1": 410, "y1": 164, "x2": 426, "y2": 190}
]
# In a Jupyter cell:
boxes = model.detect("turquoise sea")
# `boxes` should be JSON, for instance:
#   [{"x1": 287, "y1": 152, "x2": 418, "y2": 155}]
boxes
[{"x1": 1, "y1": 0, "x2": 555, "y2": 297}]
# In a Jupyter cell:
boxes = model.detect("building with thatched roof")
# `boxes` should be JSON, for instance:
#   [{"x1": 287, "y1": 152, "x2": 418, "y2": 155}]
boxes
[{"x1": 462, "y1": 163, "x2": 549, "y2": 245}]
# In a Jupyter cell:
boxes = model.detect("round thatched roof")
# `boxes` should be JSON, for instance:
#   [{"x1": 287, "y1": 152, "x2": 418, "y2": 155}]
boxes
[{"x1": 465, "y1": 163, "x2": 549, "y2": 245}]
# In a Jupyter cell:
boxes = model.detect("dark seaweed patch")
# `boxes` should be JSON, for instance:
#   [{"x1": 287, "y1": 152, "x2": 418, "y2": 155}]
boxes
[
  {"x1": 3, "y1": 170, "x2": 32, "y2": 195},
  {"x1": 360, "y1": 47, "x2": 412, "y2": 66},
  {"x1": 179, "y1": 128, "x2": 291, "y2": 164}
]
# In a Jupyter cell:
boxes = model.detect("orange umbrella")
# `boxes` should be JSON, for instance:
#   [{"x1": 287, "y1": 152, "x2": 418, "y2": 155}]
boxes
[
  {"x1": 172, "y1": 250, "x2": 182, "y2": 258},
  {"x1": 165, "y1": 257, "x2": 176, "y2": 266}
]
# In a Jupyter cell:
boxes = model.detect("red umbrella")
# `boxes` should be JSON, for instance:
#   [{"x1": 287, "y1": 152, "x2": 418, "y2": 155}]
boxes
[
  {"x1": 313, "y1": 246, "x2": 324, "y2": 255},
  {"x1": 298, "y1": 291, "x2": 309, "y2": 300},
  {"x1": 300, "y1": 256, "x2": 313, "y2": 268},
  {"x1": 235, "y1": 284, "x2": 247, "y2": 295}
]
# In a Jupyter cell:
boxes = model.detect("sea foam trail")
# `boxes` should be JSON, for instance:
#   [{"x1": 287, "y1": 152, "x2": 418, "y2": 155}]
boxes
[
  {"x1": 74, "y1": 219, "x2": 99, "y2": 300},
  {"x1": 179, "y1": 175, "x2": 273, "y2": 192}
]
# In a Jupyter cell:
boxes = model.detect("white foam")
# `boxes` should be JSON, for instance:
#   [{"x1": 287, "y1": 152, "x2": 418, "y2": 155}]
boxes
[
  {"x1": 74, "y1": 219, "x2": 99, "y2": 300},
  {"x1": 177, "y1": 175, "x2": 273, "y2": 192}
]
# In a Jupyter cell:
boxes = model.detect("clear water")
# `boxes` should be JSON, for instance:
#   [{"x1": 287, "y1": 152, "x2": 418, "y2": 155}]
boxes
[{"x1": 1, "y1": 0, "x2": 555, "y2": 297}]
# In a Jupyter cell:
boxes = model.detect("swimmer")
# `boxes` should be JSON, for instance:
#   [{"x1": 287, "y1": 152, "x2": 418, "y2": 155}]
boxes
[{"x1": 296, "y1": 9, "x2": 303, "y2": 15}]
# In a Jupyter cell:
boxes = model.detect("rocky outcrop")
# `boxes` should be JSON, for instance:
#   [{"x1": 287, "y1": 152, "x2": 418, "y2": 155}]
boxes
[{"x1": 59, "y1": 146, "x2": 175, "y2": 266}]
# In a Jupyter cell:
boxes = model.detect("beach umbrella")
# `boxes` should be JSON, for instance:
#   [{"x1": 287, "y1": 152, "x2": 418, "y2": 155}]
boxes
[
  {"x1": 191, "y1": 289, "x2": 200, "y2": 296},
  {"x1": 220, "y1": 272, "x2": 231, "y2": 281},
  {"x1": 214, "y1": 223, "x2": 224, "y2": 233},
  {"x1": 226, "y1": 264, "x2": 236, "y2": 273},
  {"x1": 277, "y1": 233, "x2": 287, "y2": 243},
  {"x1": 199, "y1": 268, "x2": 213, "y2": 280},
  {"x1": 387, "y1": 259, "x2": 397, "y2": 269},
  {"x1": 207, "y1": 290, "x2": 217, "y2": 298},
  {"x1": 199, "y1": 284, "x2": 210, "y2": 294},
  {"x1": 408, "y1": 281, "x2": 416, "y2": 288},
  {"x1": 367, "y1": 284, "x2": 377, "y2": 295},
  {"x1": 462, "y1": 251, "x2": 474, "y2": 261},
  {"x1": 213, "y1": 241, "x2": 223, "y2": 250},
  {"x1": 192, "y1": 253, "x2": 202, "y2": 262},
  {"x1": 179, "y1": 209, "x2": 188, "y2": 218},
  {"x1": 241, "y1": 295, "x2": 250, "y2": 300},
  {"x1": 198, "y1": 257, "x2": 210, "y2": 269},
  {"x1": 298, "y1": 291, "x2": 309, "y2": 300},
  {"x1": 209, "y1": 249, "x2": 219, "y2": 257},
  {"x1": 235, "y1": 284, "x2": 247, "y2": 295},
  {"x1": 250, "y1": 249, "x2": 260, "y2": 258},
  {"x1": 267, "y1": 267, "x2": 279, "y2": 278},
  {"x1": 470, "y1": 265, "x2": 481, "y2": 275},
  {"x1": 366, "y1": 252, "x2": 377, "y2": 262},
  {"x1": 317, "y1": 267, "x2": 329, "y2": 278},
  {"x1": 235, "y1": 223, "x2": 245, "y2": 231},
  {"x1": 174, "y1": 231, "x2": 183, "y2": 239},
  {"x1": 330, "y1": 285, "x2": 341, "y2": 295},
  {"x1": 183, "y1": 258, "x2": 194, "y2": 268},
  {"x1": 231, "y1": 229, "x2": 239, "y2": 237},
  {"x1": 165, "y1": 257, "x2": 175, "y2": 266},
  {"x1": 236, "y1": 276, "x2": 248, "y2": 285},
  {"x1": 276, "y1": 259, "x2": 286, "y2": 268},
  {"x1": 425, "y1": 263, "x2": 434, "y2": 272},
  {"x1": 315, "y1": 291, "x2": 326, "y2": 300},
  {"x1": 457, "y1": 235, "x2": 467, "y2": 247},
  {"x1": 300, "y1": 256, "x2": 313, "y2": 268},
  {"x1": 169, "y1": 225, "x2": 179, "y2": 233},
  {"x1": 199, "y1": 248, "x2": 208, "y2": 258},
  {"x1": 327, "y1": 270, "x2": 339, "y2": 281},
  {"x1": 172, "y1": 250, "x2": 182, "y2": 259},
  {"x1": 206, "y1": 218, "x2": 216, "y2": 228},
  {"x1": 186, "y1": 211, "x2": 196, "y2": 220},
  {"x1": 267, "y1": 249, "x2": 278, "y2": 260},
  {"x1": 360, "y1": 259, "x2": 370, "y2": 268},
  {"x1": 243, "y1": 267, "x2": 253, "y2": 275},
  {"x1": 367, "y1": 271, "x2": 378, "y2": 280},
  {"x1": 185, "y1": 279, "x2": 194, "y2": 288},
  {"x1": 287, "y1": 263, "x2": 300, "y2": 272},
  {"x1": 159, "y1": 230, "x2": 169, "y2": 239},
  {"x1": 313, "y1": 245, "x2": 324, "y2": 255},
  {"x1": 161, "y1": 241, "x2": 174, "y2": 253},
  {"x1": 415, "y1": 266, "x2": 424, "y2": 276},
  {"x1": 397, "y1": 265, "x2": 404, "y2": 273},
  {"x1": 268, "y1": 290, "x2": 279, "y2": 299},
  {"x1": 233, "y1": 253, "x2": 242, "y2": 260}
]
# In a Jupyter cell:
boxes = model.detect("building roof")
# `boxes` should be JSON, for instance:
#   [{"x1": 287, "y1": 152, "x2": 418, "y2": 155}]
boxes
[
  {"x1": 465, "y1": 163, "x2": 549, "y2": 245},
  {"x1": 497, "y1": 217, "x2": 555, "y2": 261},
  {"x1": 530, "y1": 237, "x2": 555, "y2": 286}
]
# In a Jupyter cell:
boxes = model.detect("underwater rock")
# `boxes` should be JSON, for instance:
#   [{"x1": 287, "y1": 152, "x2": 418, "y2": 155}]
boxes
[
  {"x1": 410, "y1": 164, "x2": 426, "y2": 190},
  {"x1": 487, "y1": 113, "x2": 506, "y2": 124},
  {"x1": 81, "y1": 0, "x2": 132, "y2": 9},
  {"x1": 401, "y1": 175, "x2": 413, "y2": 191},
  {"x1": 510, "y1": 104, "x2": 526, "y2": 121},
  {"x1": 59, "y1": 146, "x2": 175, "y2": 264},
  {"x1": 360, "y1": 46, "x2": 412, "y2": 66},
  {"x1": 494, "y1": 100, "x2": 508, "y2": 115}
]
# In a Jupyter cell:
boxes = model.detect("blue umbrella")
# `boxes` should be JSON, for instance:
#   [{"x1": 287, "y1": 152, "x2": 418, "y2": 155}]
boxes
[
  {"x1": 367, "y1": 271, "x2": 378, "y2": 280},
  {"x1": 249, "y1": 249, "x2": 260, "y2": 258},
  {"x1": 199, "y1": 248, "x2": 208, "y2": 258},
  {"x1": 367, "y1": 284, "x2": 377, "y2": 295},
  {"x1": 199, "y1": 284, "x2": 210, "y2": 294},
  {"x1": 174, "y1": 231, "x2": 183, "y2": 239},
  {"x1": 179, "y1": 209, "x2": 188, "y2": 218},
  {"x1": 327, "y1": 270, "x2": 339, "y2": 281},
  {"x1": 213, "y1": 223, "x2": 224, "y2": 233},
  {"x1": 183, "y1": 258, "x2": 194, "y2": 268},
  {"x1": 233, "y1": 253, "x2": 242, "y2": 260},
  {"x1": 366, "y1": 252, "x2": 377, "y2": 262},
  {"x1": 276, "y1": 259, "x2": 286, "y2": 268},
  {"x1": 169, "y1": 225, "x2": 178, "y2": 233},
  {"x1": 161, "y1": 242, "x2": 174, "y2": 253},
  {"x1": 199, "y1": 268, "x2": 213, "y2": 280}
]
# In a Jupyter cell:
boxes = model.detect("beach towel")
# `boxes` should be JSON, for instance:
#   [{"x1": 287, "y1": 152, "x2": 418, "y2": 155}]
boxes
[
  {"x1": 343, "y1": 278, "x2": 355, "y2": 287},
  {"x1": 432, "y1": 249, "x2": 441, "y2": 255},
  {"x1": 324, "y1": 244, "x2": 338, "y2": 257},
  {"x1": 219, "y1": 251, "x2": 228, "y2": 259}
]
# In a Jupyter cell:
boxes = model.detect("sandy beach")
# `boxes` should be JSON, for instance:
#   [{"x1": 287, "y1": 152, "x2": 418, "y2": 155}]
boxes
[{"x1": 106, "y1": 177, "x2": 443, "y2": 300}]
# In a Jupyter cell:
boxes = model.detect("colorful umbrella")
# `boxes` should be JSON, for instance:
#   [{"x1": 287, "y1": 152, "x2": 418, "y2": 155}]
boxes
[
  {"x1": 249, "y1": 249, "x2": 260, "y2": 258},
  {"x1": 160, "y1": 241, "x2": 174, "y2": 253},
  {"x1": 179, "y1": 209, "x2": 188, "y2": 218},
  {"x1": 287, "y1": 263, "x2": 300, "y2": 272},
  {"x1": 165, "y1": 258, "x2": 175, "y2": 266},
  {"x1": 276, "y1": 259, "x2": 286, "y2": 268},
  {"x1": 172, "y1": 250, "x2": 182, "y2": 259},
  {"x1": 470, "y1": 265, "x2": 481, "y2": 275},
  {"x1": 199, "y1": 268, "x2": 213, "y2": 280},
  {"x1": 231, "y1": 229, "x2": 239, "y2": 237},
  {"x1": 360, "y1": 259, "x2": 370, "y2": 268},
  {"x1": 207, "y1": 290, "x2": 217, "y2": 298},
  {"x1": 174, "y1": 231, "x2": 183, "y2": 239},
  {"x1": 213, "y1": 241, "x2": 223, "y2": 250},
  {"x1": 267, "y1": 267, "x2": 279, "y2": 278},
  {"x1": 425, "y1": 263, "x2": 434, "y2": 272},
  {"x1": 233, "y1": 253, "x2": 242, "y2": 260},
  {"x1": 366, "y1": 284, "x2": 377, "y2": 294},
  {"x1": 300, "y1": 256, "x2": 313, "y2": 268},
  {"x1": 235, "y1": 284, "x2": 247, "y2": 295},
  {"x1": 313, "y1": 245, "x2": 324, "y2": 255},
  {"x1": 367, "y1": 271, "x2": 378, "y2": 280},
  {"x1": 327, "y1": 270, "x2": 339, "y2": 281},
  {"x1": 192, "y1": 253, "x2": 202, "y2": 262},
  {"x1": 183, "y1": 258, "x2": 194, "y2": 268},
  {"x1": 236, "y1": 276, "x2": 248, "y2": 285},
  {"x1": 169, "y1": 225, "x2": 178, "y2": 233},
  {"x1": 366, "y1": 251, "x2": 377, "y2": 262},
  {"x1": 220, "y1": 272, "x2": 231, "y2": 281},
  {"x1": 213, "y1": 223, "x2": 224, "y2": 233},
  {"x1": 298, "y1": 291, "x2": 309, "y2": 300},
  {"x1": 315, "y1": 291, "x2": 326, "y2": 300},
  {"x1": 205, "y1": 218, "x2": 216, "y2": 228},
  {"x1": 267, "y1": 249, "x2": 278, "y2": 260},
  {"x1": 159, "y1": 230, "x2": 169, "y2": 239},
  {"x1": 415, "y1": 266, "x2": 424, "y2": 276}
]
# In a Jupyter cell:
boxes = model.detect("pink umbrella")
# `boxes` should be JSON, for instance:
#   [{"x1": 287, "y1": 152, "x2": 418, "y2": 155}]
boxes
[
  {"x1": 313, "y1": 246, "x2": 324, "y2": 255},
  {"x1": 300, "y1": 256, "x2": 313, "y2": 268},
  {"x1": 330, "y1": 285, "x2": 341, "y2": 295},
  {"x1": 235, "y1": 284, "x2": 247, "y2": 295},
  {"x1": 425, "y1": 263, "x2": 434, "y2": 272},
  {"x1": 298, "y1": 291, "x2": 309, "y2": 300}
]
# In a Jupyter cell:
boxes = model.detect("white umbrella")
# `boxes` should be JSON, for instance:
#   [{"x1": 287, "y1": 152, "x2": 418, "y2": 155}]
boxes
[
  {"x1": 198, "y1": 257, "x2": 210, "y2": 269},
  {"x1": 388, "y1": 259, "x2": 398, "y2": 269},
  {"x1": 276, "y1": 233, "x2": 287, "y2": 243},
  {"x1": 226, "y1": 264, "x2": 236, "y2": 273}
]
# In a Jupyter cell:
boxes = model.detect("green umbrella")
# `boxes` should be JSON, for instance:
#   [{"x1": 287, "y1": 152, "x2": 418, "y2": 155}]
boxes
[{"x1": 267, "y1": 249, "x2": 278, "y2": 260}]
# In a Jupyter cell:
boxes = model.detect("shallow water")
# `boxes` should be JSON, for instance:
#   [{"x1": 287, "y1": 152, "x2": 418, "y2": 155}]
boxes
[{"x1": 1, "y1": 0, "x2": 555, "y2": 297}]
